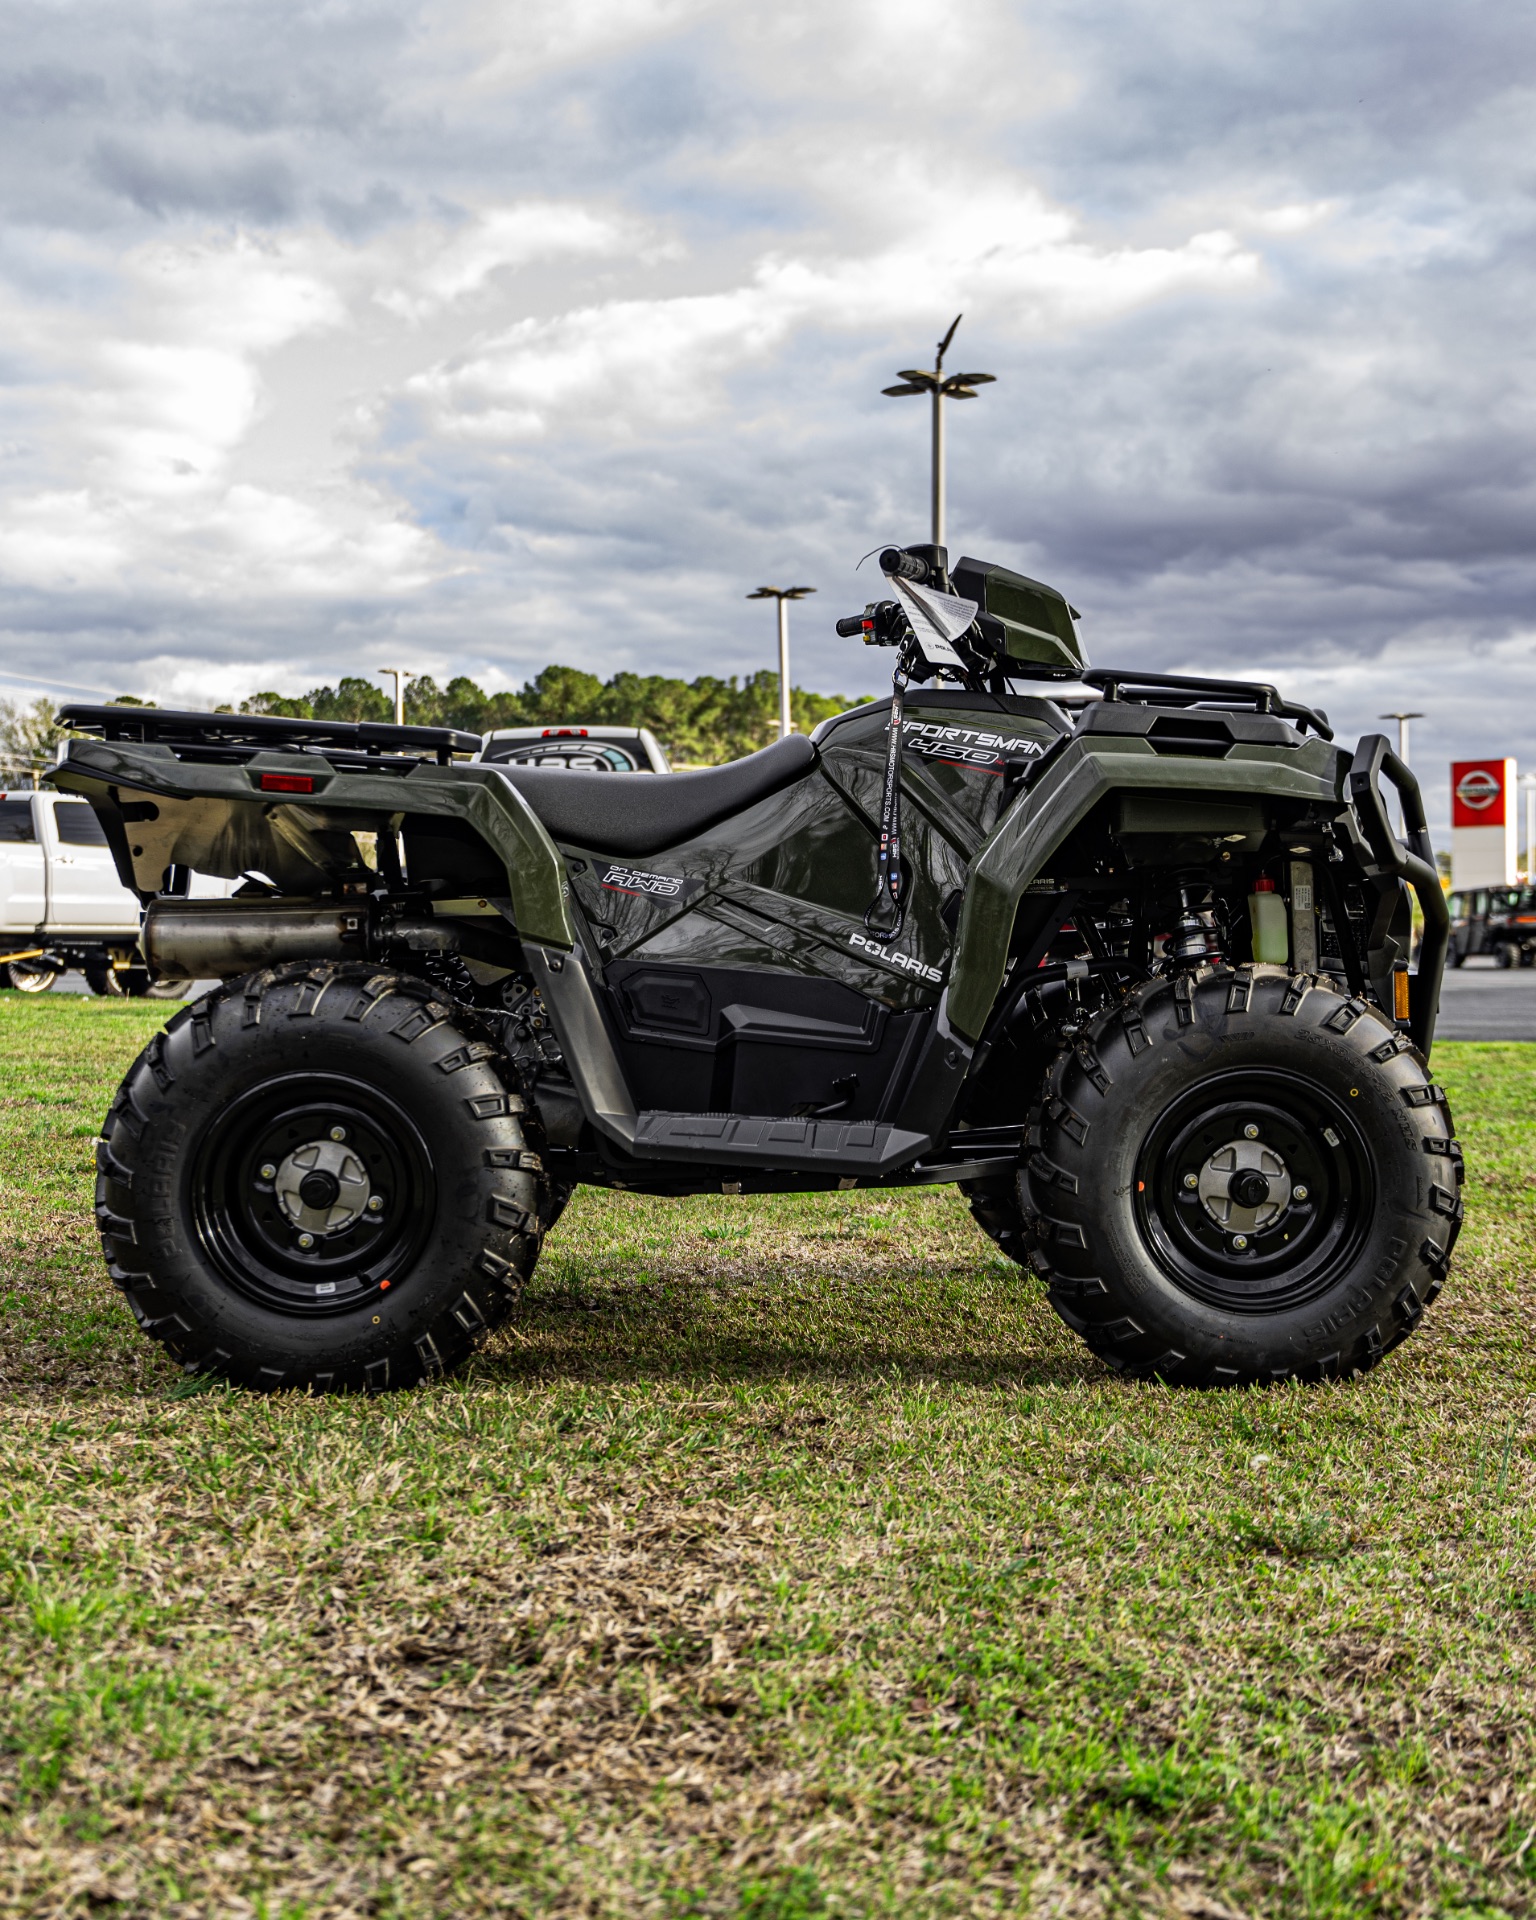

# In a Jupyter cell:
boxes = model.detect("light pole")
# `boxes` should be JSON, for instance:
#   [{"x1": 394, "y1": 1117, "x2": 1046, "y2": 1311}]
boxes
[
  {"x1": 746, "y1": 588, "x2": 815, "y2": 739},
  {"x1": 882, "y1": 314, "x2": 995, "y2": 549},
  {"x1": 1380, "y1": 711, "x2": 1423, "y2": 834},
  {"x1": 377, "y1": 668, "x2": 414, "y2": 725}
]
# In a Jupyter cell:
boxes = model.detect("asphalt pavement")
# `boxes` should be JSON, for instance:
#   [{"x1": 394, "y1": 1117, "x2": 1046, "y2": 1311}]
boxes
[
  {"x1": 1434, "y1": 958, "x2": 1536, "y2": 1041},
  {"x1": 40, "y1": 959, "x2": 1536, "y2": 1039}
]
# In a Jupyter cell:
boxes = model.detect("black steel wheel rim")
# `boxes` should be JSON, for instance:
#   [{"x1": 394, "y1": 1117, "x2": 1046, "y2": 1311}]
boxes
[
  {"x1": 1134, "y1": 1068, "x2": 1375, "y2": 1313},
  {"x1": 190, "y1": 1071, "x2": 436, "y2": 1315}
]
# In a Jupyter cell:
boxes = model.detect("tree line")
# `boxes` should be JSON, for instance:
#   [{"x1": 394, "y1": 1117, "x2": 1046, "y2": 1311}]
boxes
[
  {"x1": 242, "y1": 666, "x2": 866, "y2": 765},
  {"x1": 0, "y1": 665, "x2": 869, "y2": 782}
]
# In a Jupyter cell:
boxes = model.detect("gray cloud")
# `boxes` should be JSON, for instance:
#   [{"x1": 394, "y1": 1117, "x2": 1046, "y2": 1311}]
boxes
[
  {"x1": 0, "y1": 0, "x2": 1534, "y2": 831},
  {"x1": 89, "y1": 137, "x2": 300, "y2": 221}
]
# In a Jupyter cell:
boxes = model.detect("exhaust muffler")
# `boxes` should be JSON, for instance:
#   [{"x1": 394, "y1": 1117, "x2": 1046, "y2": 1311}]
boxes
[{"x1": 142, "y1": 899, "x2": 461, "y2": 980}]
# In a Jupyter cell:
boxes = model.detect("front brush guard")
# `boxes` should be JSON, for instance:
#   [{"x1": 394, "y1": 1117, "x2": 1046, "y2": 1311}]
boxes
[{"x1": 1346, "y1": 733, "x2": 1448, "y2": 1054}]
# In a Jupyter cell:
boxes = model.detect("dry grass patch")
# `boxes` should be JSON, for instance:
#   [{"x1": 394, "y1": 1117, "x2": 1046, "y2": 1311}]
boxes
[{"x1": 0, "y1": 995, "x2": 1533, "y2": 1918}]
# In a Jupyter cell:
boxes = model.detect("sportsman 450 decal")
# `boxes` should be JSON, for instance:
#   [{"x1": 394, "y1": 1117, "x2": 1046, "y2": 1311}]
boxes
[
  {"x1": 848, "y1": 930, "x2": 944, "y2": 984},
  {"x1": 598, "y1": 864, "x2": 704, "y2": 904},
  {"x1": 902, "y1": 720, "x2": 1046, "y2": 772}
]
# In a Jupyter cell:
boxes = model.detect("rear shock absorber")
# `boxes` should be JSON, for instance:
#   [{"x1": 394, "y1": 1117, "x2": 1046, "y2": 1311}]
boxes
[{"x1": 1168, "y1": 877, "x2": 1224, "y2": 964}]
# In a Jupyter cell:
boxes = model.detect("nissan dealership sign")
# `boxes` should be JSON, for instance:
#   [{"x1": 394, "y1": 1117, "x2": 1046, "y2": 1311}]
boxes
[{"x1": 1451, "y1": 758, "x2": 1517, "y2": 888}]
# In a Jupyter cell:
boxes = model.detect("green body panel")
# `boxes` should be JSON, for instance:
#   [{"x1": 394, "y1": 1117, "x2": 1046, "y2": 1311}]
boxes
[
  {"x1": 52, "y1": 742, "x2": 577, "y2": 949},
  {"x1": 946, "y1": 731, "x2": 1348, "y2": 1039},
  {"x1": 55, "y1": 706, "x2": 1347, "y2": 1055},
  {"x1": 552, "y1": 698, "x2": 1061, "y2": 1013}
]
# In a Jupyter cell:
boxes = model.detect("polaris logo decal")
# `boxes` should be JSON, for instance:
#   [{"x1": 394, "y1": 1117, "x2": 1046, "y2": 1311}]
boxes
[
  {"x1": 848, "y1": 930, "x2": 943, "y2": 983},
  {"x1": 598, "y1": 864, "x2": 703, "y2": 903},
  {"x1": 902, "y1": 720, "x2": 1045, "y2": 772}
]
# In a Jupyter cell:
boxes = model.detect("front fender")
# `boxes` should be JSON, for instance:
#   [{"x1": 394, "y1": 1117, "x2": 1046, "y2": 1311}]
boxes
[{"x1": 945, "y1": 731, "x2": 1348, "y2": 1040}]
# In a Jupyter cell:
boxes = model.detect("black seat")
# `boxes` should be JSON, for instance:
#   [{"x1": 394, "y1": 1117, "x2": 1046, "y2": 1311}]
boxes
[{"x1": 486, "y1": 733, "x2": 818, "y2": 858}]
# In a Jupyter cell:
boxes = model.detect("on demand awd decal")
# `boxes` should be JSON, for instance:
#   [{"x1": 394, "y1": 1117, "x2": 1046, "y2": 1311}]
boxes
[
  {"x1": 598, "y1": 864, "x2": 704, "y2": 904},
  {"x1": 901, "y1": 720, "x2": 1046, "y2": 772}
]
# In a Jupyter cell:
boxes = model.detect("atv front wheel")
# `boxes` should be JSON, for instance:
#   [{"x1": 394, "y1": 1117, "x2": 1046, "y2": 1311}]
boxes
[
  {"x1": 1024, "y1": 967, "x2": 1462, "y2": 1386},
  {"x1": 94, "y1": 964, "x2": 546, "y2": 1392}
]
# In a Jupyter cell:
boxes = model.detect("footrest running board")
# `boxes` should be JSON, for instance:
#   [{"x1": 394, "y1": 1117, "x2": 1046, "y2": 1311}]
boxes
[{"x1": 631, "y1": 1110, "x2": 927, "y2": 1173}]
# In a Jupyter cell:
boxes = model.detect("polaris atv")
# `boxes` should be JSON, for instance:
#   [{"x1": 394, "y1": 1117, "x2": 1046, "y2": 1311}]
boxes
[{"x1": 55, "y1": 542, "x2": 1460, "y2": 1394}]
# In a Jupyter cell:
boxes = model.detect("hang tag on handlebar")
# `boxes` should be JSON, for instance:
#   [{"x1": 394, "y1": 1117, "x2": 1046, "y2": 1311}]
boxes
[{"x1": 890, "y1": 576, "x2": 978, "y2": 671}]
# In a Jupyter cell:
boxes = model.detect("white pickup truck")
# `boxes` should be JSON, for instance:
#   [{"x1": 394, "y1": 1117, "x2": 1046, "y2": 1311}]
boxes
[{"x1": 1, "y1": 787, "x2": 204, "y2": 995}]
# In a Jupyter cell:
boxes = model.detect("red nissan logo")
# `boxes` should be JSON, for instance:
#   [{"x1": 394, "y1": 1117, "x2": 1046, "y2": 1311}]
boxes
[{"x1": 1455, "y1": 768, "x2": 1501, "y2": 812}]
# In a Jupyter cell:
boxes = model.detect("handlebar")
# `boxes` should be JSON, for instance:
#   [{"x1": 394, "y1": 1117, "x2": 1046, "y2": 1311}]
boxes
[
  {"x1": 878, "y1": 548, "x2": 929, "y2": 581},
  {"x1": 835, "y1": 615, "x2": 868, "y2": 637}
]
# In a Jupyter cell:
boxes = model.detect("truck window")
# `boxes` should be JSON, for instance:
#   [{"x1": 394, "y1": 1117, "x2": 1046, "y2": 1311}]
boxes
[
  {"x1": 55, "y1": 803, "x2": 111, "y2": 847},
  {"x1": 0, "y1": 799, "x2": 35, "y2": 842}
]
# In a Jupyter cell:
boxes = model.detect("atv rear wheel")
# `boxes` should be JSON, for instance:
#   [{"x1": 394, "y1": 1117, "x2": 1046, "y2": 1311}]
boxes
[
  {"x1": 962, "y1": 1179, "x2": 1030, "y2": 1268},
  {"x1": 94, "y1": 964, "x2": 546, "y2": 1392},
  {"x1": 1024, "y1": 967, "x2": 1462, "y2": 1386}
]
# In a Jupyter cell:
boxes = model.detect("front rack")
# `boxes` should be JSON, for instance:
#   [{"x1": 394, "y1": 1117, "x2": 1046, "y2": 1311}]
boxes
[
  {"x1": 1081, "y1": 669, "x2": 1333, "y2": 741},
  {"x1": 58, "y1": 704, "x2": 481, "y2": 768}
]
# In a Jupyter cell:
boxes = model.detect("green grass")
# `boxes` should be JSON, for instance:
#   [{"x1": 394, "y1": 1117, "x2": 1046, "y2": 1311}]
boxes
[{"x1": 0, "y1": 993, "x2": 1532, "y2": 1918}]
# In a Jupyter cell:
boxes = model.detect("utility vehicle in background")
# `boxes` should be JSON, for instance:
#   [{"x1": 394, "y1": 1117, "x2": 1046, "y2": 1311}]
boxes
[
  {"x1": 55, "y1": 544, "x2": 1459, "y2": 1394},
  {"x1": 1447, "y1": 886, "x2": 1536, "y2": 968}
]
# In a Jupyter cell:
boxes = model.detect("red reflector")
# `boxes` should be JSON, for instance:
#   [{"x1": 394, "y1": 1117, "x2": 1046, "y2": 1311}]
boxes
[
  {"x1": 542, "y1": 727, "x2": 587, "y2": 737},
  {"x1": 259, "y1": 772, "x2": 315, "y2": 794}
]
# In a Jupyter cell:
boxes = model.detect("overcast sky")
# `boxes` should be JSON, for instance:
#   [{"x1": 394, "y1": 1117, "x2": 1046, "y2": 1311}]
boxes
[{"x1": 2, "y1": 0, "x2": 1533, "y2": 825}]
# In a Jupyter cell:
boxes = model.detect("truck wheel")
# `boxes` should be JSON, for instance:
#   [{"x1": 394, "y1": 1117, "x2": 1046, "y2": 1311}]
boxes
[
  {"x1": 85, "y1": 958, "x2": 126, "y2": 996},
  {"x1": 1496, "y1": 943, "x2": 1516, "y2": 969},
  {"x1": 121, "y1": 966, "x2": 184, "y2": 999},
  {"x1": 1, "y1": 959, "x2": 58, "y2": 993},
  {"x1": 94, "y1": 963, "x2": 547, "y2": 1392},
  {"x1": 1023, "y1": 968, "x2": 1462, "y2": 1386}
]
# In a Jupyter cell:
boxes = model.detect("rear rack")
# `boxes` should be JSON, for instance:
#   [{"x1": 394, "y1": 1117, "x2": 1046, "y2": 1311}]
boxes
[
  {"x1": 1081, "y1": 669, "x2": 1332, "y2": 741},
  {"x1": 58, "y1": 704, "x2": 480, "y2": 770}
]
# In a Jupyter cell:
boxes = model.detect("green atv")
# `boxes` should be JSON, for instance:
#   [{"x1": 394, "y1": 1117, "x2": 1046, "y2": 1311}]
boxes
[{"x1": 55, "y1": 542, "x2": 1459, "y2": 1393}]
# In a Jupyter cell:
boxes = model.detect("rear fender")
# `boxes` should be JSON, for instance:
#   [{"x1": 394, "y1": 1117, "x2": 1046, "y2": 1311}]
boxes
[{"x1": 51, "y1": 746, "x2": 576, "y2": 950}]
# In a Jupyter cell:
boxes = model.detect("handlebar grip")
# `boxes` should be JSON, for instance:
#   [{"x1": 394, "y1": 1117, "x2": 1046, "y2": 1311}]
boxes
[
  {"x1": 879, "y1": 548, "x2": 929, "y2": 582},
  {"x1": 835, "y1": 615, "x2": 867, "y2": 637}
]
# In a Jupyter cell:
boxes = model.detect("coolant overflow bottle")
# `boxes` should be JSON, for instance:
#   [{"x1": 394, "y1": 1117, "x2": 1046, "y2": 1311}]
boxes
[{"x1": 1249, "y1": 875, "x2": 1289, "y2": 965}]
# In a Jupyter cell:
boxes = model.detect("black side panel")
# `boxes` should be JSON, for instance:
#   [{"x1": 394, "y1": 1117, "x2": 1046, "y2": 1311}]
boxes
[
  {"x1": 401, "y1": 814, "x2": 508, "y2": 894},
  {"x1": 602, "y1": 958, "x2": 925, "y2": 1121}
]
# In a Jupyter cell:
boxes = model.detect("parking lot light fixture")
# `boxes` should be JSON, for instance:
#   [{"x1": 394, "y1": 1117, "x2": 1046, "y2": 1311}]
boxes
[
  {"x1": 746, "y1": 587, "x2": 815, "y2": 739},
  {"x1": 377, "y1": 668, "x2": 414, "y2": 726},
  {"x1": 1380, "y1": 711, "x2": 1423, "y2": 834},
  {"x1": 882, "y1": 313, "x2": 996, "y2": 549}
]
